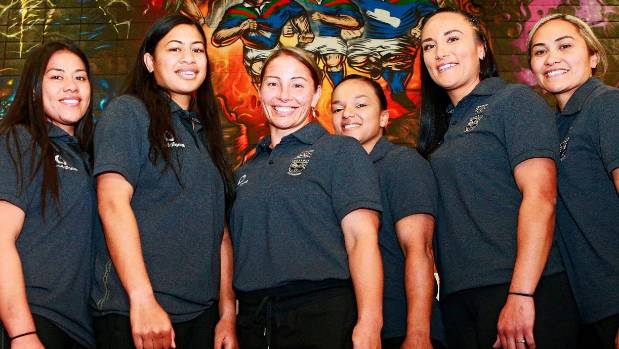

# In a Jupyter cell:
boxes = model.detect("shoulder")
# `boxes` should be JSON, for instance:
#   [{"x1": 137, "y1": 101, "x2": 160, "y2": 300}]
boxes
[
  {"x1": 588, "y1": 84, "x2": 619, "y2": 112},
  {"x1": 491, "y1": 82, "x2": 553, "y2": 115},
  {"x1": 382, "y1": 144, "x2": 433, "y2": 176},
  {"x1": 100, "y1": 95, "x2": 150, "y2": 124}
]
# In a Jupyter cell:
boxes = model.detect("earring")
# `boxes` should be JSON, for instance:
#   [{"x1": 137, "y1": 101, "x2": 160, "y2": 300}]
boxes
[{"x1": 311, "y1": 107, "x2": 319, "y2": 119}]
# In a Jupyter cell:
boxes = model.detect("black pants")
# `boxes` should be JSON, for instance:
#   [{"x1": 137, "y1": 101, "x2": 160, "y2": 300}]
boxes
[
  {"x1": 94, "y1": 305, "x2": 219, "y2": 349},
  {"x1": 381, "y1": 336, "x2": 448, "y2": 349},
  {"x1": 578, "y1": 313, "x2": 619, "y2": 349},
  {"x1": 441, "y1": 272, "x2": 579, "y2": 349},
  {"x1": 237, "y1": 285, "x2": 357, "y2": 349},
  {"x1": 0, "y1": 314, "x2": 86, "y2": 349}
]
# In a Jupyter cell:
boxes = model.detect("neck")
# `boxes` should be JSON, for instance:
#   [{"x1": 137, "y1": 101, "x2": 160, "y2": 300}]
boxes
[
  {"x1": 269, "y1": 120, "x2": 311, "y2": 148},
  {"x1": 362, "y1": 133, "x2": 383, "y2": 154},
  {"x1": 447, "y1": 76, "x2": 481, "y2": 107},
  {"x1": 169, "y1": 92, "x2": 191, "y2": 110}
]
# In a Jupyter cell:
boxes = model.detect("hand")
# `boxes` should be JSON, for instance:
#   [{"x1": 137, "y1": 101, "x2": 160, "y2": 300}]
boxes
[
  {"x1": 311, "y1": 12, "x2": 323, "y2": 22},
  {"x1": 129, "y1": 295, "x2": 175, "y2": 349},
  {"x1": 214, "y1": 316, "x2": 238, "y2": 349},
  {"x1": 10, "y1": 334, "x2": 45, "y2": 349},
  {"x1": 297, "y1": 32, "x2": 314, "y2": 44},
  {"x1": 282, "y1": 22, "x2": 295, "y2": 37},
  {"x1": 401, "y1": 333, "x2": 433, "y2": 349},
  {"x1": 493, "y1": 295, "x2": 536, "y2": 349},
  {"x1": 240, "y1": 19, "x2": 257, "y2": 32},
  {"x1": 352, "y1": 319, "x2": 381, "y2": 349},
  {"x1": 341, "y1": 28, "x2": 362, "y2": 41}
]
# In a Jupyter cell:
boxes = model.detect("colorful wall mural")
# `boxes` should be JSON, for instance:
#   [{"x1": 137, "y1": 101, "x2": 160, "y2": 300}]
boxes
[{"x1": 1, "y1": 0, "x2": 617, "y2": 165}]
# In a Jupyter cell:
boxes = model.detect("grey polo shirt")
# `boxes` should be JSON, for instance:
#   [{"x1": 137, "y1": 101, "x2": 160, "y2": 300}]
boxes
[
  {"x1": 0, "y1": 124, "x2": 96, "y2": 348},
  {"x1": 91, "y1": 95, "x2": 225, "y2": 322},
  {"x1": 429, "y1": 77, "x2": 564, "y2": 297},
  {"x1": 555, "y1": 77, "x2": 619, "y2": 324},
  {"x1": 230, "y1": 122, "x2": 382, "y2": 292},
  {"x1": 370, "y1": 137, "x2": 444, "y2": 342}
]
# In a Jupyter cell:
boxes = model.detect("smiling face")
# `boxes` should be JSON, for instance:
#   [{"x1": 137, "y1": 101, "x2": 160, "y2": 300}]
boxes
[
  {"x1": 421, "y1": 12, "x2": 485, "y2": 106},
  {"x1": 529, "y1": 19, "x2": 598, "y2": 110},
  {"x1": 331, "y1": 78, "x2": 388, "y2": 153},
  {"x1": 42, "y1": 50, "x2": 91, "y2": 135},
  {"x1": 144, "y1": 24, "x2": 207, "y2": 109},
  {"x1": 259, "y1": 53, "x2": 322, "y2": 138}
]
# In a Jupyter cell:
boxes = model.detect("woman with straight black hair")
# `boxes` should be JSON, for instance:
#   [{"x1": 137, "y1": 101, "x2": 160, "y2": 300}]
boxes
[
  {"x1": 92, "y1": 14, "x2": 237, "y2": 349},
  {"x1": 0, "y1": 40, "x2": 96, "y2": 348},
  {"x1": 418, "y1": 7, "x2": 579, "y2": 349}
]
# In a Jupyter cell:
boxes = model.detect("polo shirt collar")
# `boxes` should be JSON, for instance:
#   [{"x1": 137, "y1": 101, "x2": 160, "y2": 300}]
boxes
[
  {"x1": 369, "y1": 136, "x2": 395, "y2": 163},
  {"x1": 255, "y1": 122, "x2": 326, "y2": 154},
  {"x1": 447, "y1": 77, "x2": 505, "y2": 113},
  {"x1": 47, "y1": 122, "x2": 78, "y2": 144},
  {"x1": 560, "y1": 77, "x2": 602, "y2": 116}
]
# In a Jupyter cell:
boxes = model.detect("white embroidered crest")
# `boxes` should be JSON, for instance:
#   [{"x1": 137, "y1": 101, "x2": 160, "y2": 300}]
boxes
[
  {"x1": 288, "y1": 150, "x2": 314, "y2": 176},
  {"x1": 55, "y1": 154, "x2": 78, "y2": 172},
  {"x1": 464, "y1": 103, "x2": 489, "y2": 133},
  {"x1": 237, "y1": 174, "x2": 248, "y2": 187},
  {"x1": 560, "y1": 136, "x2": 570, "y2": 161},
  {"x1": 164, "y1": 131, "x2": 186, "y2": 148}
]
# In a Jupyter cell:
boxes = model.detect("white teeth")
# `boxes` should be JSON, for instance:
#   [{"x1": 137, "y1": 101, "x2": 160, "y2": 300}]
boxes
[
  {"x1": 60, "y1": 99, "x2": 79, "y2": 105},
  {"x1": 178, "y1": 71, "x2": 196, "y2": 79},
  {"x1": 438, "y1": 63, "x2": 457, "y2": 72},
  {"x1": 343, "y1": 124, "x2": 360, "y2": 129},
  {"x1": 545, "y1": 69, "x2": 568, "y2": 77},
  {"x1": 274, "y1": 106, "x2": 296, "y2": 113}
]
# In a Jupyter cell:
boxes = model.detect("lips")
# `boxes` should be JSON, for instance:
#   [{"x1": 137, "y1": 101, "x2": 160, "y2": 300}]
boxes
[
  {"x1": 438, "y1": 63, "x2": 458, "y2": 72},
  {"x1": 59, "y1": 97, "x2": 81, "y2": 106},
  {"x1": 343, "y1": 123, "x2": 361, "y2": 129},
  {"x1": 544, "y1": 69, "x2": 569, "y2": 78},
  {"x1": 176, "y1": 70, "x2": 197, "y2": 79},
  {"x1": 272, "y1": 106, "x2": 298, "y2": 114}
]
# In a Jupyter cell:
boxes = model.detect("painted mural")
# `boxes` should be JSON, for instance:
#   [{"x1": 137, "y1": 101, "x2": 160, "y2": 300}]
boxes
[{"x1": 0, "y1": 0, "x2": 617, "y2": 165}]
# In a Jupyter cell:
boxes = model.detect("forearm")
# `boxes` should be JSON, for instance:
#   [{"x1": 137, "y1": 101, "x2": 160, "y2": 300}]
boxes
[
  {"x1": 293, "y1": 15, "x2": 312, "y2": 34},
  {"x1": 349, "y1": 238, "x2": 383, "y2": 326},
  {"x1": 0, "y1": 243, "x2": 36, "y2": 337},
  {"x1": 404, "y1": 247, "x2": 434, "y2": 336},
  {"x1": 219, "y1": 228, "x2": 236, "y2": 320},
  {"x1": 212, "y1": 27, "x2": 244, "y2": 47},
  {"x1": 510, "y1": 195, "x2": 555, "y2": 293},
  {"x1": 99, "y1": 199, "x2": 154, "y2": 303},
  {"x1": 315, "y1": 13, "x2": 360, "y2": 29}
]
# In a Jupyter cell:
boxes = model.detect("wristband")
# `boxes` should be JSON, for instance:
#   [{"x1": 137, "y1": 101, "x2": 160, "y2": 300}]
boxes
[
  {"x1": 9, "y1": 331, "x2": 37, "y2": 342},
  {"x1": 508, "y1": 291, "x2": 534, "y2": 298}
]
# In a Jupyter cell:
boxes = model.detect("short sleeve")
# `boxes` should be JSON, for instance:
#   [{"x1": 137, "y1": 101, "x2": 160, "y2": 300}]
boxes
[
  {"x1": 387, "y1": 148, "x2": 438, "y2": 223},
  {"x1": 93, "y1": 96, "x2": 147, "y2": 187},
  {"x1": 598, "y1": 92, "x2": 619, "y2": 174},
  {"x1": 502, "y1": 86, "x2": 559, "y2": 169},
  {"x1": 331, "y1": 137, "x2": 382, "y2": 222},
  {"x1": 0, "y1": 129, "x2": 37, "y2": 210}
]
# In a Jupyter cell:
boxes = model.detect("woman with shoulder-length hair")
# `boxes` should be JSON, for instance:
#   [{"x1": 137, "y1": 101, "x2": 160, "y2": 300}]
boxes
[
  {"x1": 231, "y1": 47, "x2": 384, "y2": 349},
  {"x1": 92, "y1": 14, "x2": 237, "y2": 349},
  {"x1": 528, "y1": 13, "x2": 619, "y2": 349},
  {"x1": 418, "y1": 7, "x2": 579, "y2": 349},
  {"x1": 0, "y1": 40, "x2": 96, "y2": 348}
]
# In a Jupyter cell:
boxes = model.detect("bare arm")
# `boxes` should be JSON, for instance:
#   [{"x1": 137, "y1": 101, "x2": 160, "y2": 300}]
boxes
[
  {"x1": 97, "y1": 172, "x2": 175, "y2": 349},
  {"x1": 0, "y1": 201, "x2": 44, "y2": 348},
  {"x1": 311, "y1": 12, "x2": 361, "y2": 29},
  {"x1": 212, "y1": 20, "x2": 257, "y2": 47},
  {"x1": 396, "y1": 214, "x2": 435, "y2": 349},
  {"x1": 494, "y1": 157, "x2": 557, "y2": 349},
  {"x1": 342, "y1": 208, "x2": 383, "y2": 349},
  {"x1": 613, "y1": 169, "x2": 619, "y2": 194},
  {"x1": 214, "y1": 226, "x2": 238, "y2": 349}
]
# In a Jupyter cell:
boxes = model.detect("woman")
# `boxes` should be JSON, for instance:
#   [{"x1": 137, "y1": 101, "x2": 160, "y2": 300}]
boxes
[
  {"x1": 331, "y1": 74, "x2": 447, "y2": 349},
  {"x1": 92, "y1": 14, "x2": 236, "y2": 349},
  {"x1": 230, "y1": 47, "x2": 383, "y2": 349},
  {"x1": 418, "y1": 8, "x2": 579, "y2": 349},
  {"x1": 528, "y1": 13, "x2": 619, "y2": 349},
  {"x1": 0, "y1": 40, "x2": 95, "y2": 348}
]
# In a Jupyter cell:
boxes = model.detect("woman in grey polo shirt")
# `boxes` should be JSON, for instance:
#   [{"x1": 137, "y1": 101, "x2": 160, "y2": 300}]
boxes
[
  {"x1": 0, "y1": 40, "x2": 96, "y2": 348},
  {"x1": 230, "y1": 47, "x2": 384, "y2": 349},
  {"x1": 529, "y1": 14, "x2": 619, "y2": 349},
  {"x1": 92, "y1": 14, "x2": 236, "y2": 349},
  {"x1": 418, "y1": 7, "x2": 579, "y2": 349}
]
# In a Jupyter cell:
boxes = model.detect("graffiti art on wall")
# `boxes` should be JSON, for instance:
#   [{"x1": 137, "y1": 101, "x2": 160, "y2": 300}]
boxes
[{"x1": 1, "y1": 0, "x2": 617, "y2": 165}]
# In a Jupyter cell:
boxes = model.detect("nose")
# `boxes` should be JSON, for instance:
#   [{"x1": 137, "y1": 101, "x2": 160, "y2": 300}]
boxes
[
  {"x1": 435, "y1": 43, "x2": 447, "y2": 60},
  {"x1": 278, "y1": 84, "x2": 291, "y2": 101},
  {"x1": 342, "y1": 104, "x2": 355, "y2": 119},
  {"x1": 545, "y1": 49, "x2": 561, "y2": 66},
  {"x1": 63, "y1": 77, "x2": 78, "y2": 92},
  {"x1": 181, "y1": 48, "x2": 196, "y2": 64}
]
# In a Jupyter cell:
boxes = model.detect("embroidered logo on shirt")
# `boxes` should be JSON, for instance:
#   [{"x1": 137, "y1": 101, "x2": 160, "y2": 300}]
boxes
[
  {"x1": 464, "y1": 103, "x2": 489, "y2": 133},
  {"x1": 559, "y1": 136, "x2": 570, "y2": 161},
  {"x1": 288, "y1": 150, "x2": 314, "y2": 176},
  {"x1": 55, "y1": 155, "x2": 78, "y2": 172},
  {"x1": 164, "y1": 131, "x2": 186, "y2": 148},
  {"x1": 237, "y1": 174, "x2": 248, "y2": 187}
]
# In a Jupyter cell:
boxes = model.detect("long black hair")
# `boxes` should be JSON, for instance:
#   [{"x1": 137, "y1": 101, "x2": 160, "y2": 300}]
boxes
[
  {"x1": 417, "y1": 7, "x2": 498, "y2": 157},
  {"x1": 0, "y1": 40, "x2": 94, "y2": 214},
  {"x1": 123, "y1": 14, "x2": 234, "y2": 216}
]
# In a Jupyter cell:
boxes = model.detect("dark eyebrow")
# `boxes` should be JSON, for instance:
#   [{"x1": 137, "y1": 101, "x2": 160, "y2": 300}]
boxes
[
  {"x1": 331, "y1": 94, "x2": 370, "y2": 105},
  {"x1": 422, "y1": 29, "x2": 463, "y2": 43},
  {"x1": 555, "y1": 35, "x2": 575, "y2": 42},
  {"x1": 167, "y1": 39, "x2": 204, "y2": 45}
]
